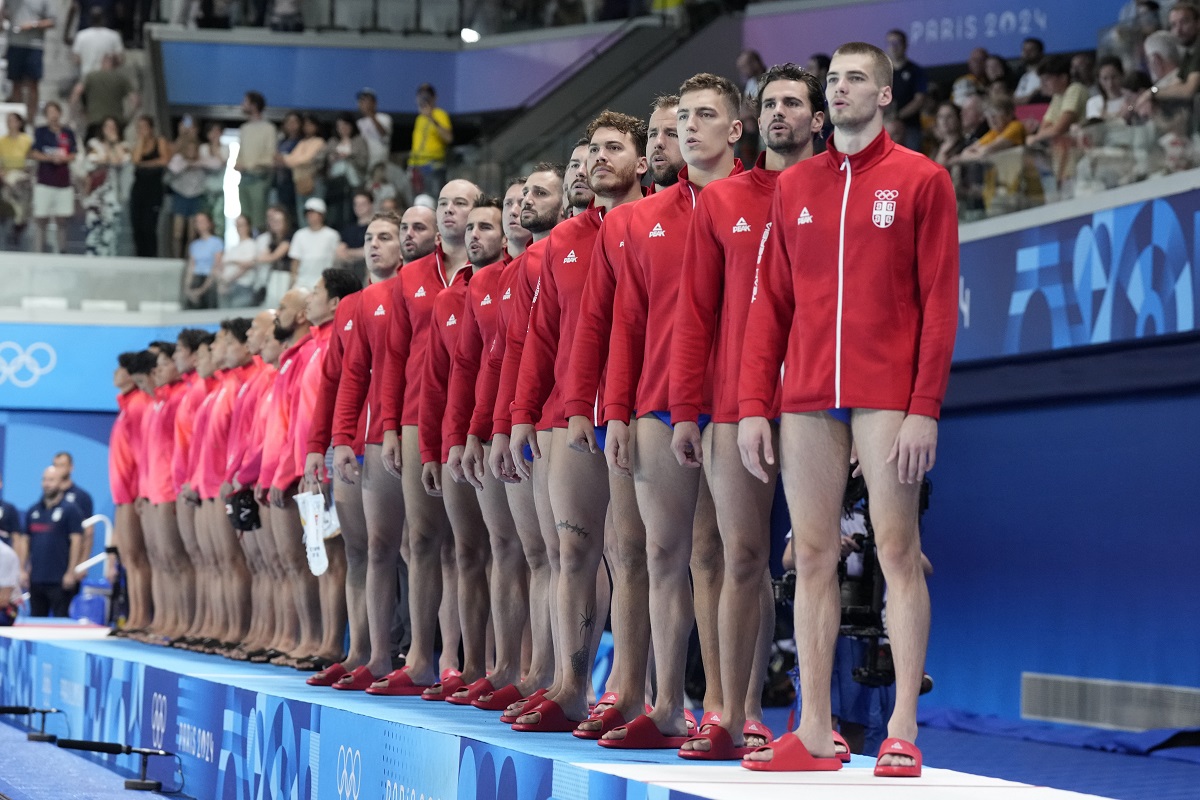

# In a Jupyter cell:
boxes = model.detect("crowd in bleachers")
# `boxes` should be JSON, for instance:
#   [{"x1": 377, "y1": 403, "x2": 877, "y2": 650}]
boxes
[{"x1": 896, "y1": 1, "x2": 1200, "y2": 219}]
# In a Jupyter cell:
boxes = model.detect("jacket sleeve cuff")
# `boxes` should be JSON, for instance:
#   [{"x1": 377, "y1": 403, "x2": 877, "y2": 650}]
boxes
[
  {"x1": 492, "y1": 419, "x2": 512, "y2": 438},
  {"x1": 601, "y1": 403, "x2": 631, "y2": 425},
  {"x1": 906, "y1": 396, "x2": 942, "y2": 419},
  {"x1": 510, "y1": 409, "x2": 535, "y2": 427},
  {"x1": 379, "y1": 416, "x2": 398, "y2": 432},
  {"x1": 738, "y1": 399, "x2": 771, "y2": 419},
  {"x1": 444, "y1": 433, "x2": 467, "y2": 450},
  {"x1": 668, "y1": 403, "x2": 700, "y2": 425},
  {"x1": 560, "y1": 399, "x2": 591, "y2": 419},
  {"x1": 331, "y1": 434, "x2": 354, "y2": 447},
  {"x1": 420, "y1": 448, "x2": 437, "y2": 464}
]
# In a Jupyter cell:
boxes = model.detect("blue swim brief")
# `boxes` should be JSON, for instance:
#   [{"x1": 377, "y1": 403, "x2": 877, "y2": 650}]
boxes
[{"x1": 646, "y1": 410, "x2": 711, "y2": 430}]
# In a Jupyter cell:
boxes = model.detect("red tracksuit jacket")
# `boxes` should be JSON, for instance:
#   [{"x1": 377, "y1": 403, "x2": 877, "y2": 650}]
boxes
[
  {"x1": 604, "y1": 162, "x2": 742, "y2": 424},
  {"x1": 333, "y1": 278, "x2": 396, "y2": 448},
  {"x1": 444, "y1": 260, "x2": 506, "y2": 449},
  {"x1": 670, "y1": 154, "x2": 782, "y2": 425},
  {"x1": 492, "y1": 241, "x2": 545, "y2": 435},
  {"x1": 512, "y1": 205, "x2": 604, "y2": 429},
  {"x1": 308, "y1": 291, "x2": 365, "y2": 457},
  {"x1": 419, "y1": 269, "x2": 475, "y2": 463},
  {"x1": 739, "y1": 130, "x2": 959, "y2": 419}
]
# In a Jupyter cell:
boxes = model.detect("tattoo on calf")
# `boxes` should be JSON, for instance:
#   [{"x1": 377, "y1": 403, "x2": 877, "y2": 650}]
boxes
[
  {"x1": 578, "y1": 603, "x2": 595, "y2": 640},
  {"x1": 556, "y1": 520, "x2": 588, "y2": 538},
  {"x1": 570, "y1": 645, "x2": 590, "y2": 678}
]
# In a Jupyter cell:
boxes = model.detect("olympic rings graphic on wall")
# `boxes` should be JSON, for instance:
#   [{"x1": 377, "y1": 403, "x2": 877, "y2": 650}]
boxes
[
  {"x1": 337, "y1": 745, "x2": 362, "y2": 800},
  {"x1": 0, "y1": 342, "x2": 57, "y2": 388}
]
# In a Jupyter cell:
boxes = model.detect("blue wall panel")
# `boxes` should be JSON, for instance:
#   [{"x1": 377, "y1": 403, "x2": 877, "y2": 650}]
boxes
[{"x1": 922, "y1": 390, "x2": 1200, "y2": 717}]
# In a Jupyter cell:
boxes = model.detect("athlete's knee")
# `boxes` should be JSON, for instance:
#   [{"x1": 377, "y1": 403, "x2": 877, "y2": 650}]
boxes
[
  {"x1": 646, "y1": 536, "x2": 687, "y2": 576},
  {"x1": 873, "y1": 530, "x2": 923, "y2": 579},
  {"x1": 723, "y1": 536, "x2": 767, "y2": 583},
  {"x1": 790, "y1": 535, "x2": 840, "y2": 577},
  {"x1": 689, "y1": 529, "x2": 724, "y2": 575}
]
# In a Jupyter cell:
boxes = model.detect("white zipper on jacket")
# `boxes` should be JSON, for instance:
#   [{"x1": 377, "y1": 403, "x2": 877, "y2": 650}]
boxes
[{"x1": 836, "y1": 156, "x2": 851, "y2": 409}]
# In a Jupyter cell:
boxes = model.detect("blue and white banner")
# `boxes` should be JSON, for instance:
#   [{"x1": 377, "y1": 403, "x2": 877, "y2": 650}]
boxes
[
  {"x1": 955, "y1": 189, "x2": 1198, "y2": 362},
  {"x1": 745, "y1": 0, "x2": 1126, "y2": 68},
  {"x1": 0, "y1": 323, "x2": 213, "y2": 413}
]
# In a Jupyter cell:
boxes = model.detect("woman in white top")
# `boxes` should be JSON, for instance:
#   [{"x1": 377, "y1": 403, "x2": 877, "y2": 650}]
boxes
[
  {"x1": 199, "y1": 121, "x2": 229, "y2": 237},
  {"x1": 83, "y1": 116, "x2": 129, "y2": 256},
  {"x1": 218, "y1": 214, "x2": 267, "y2": 308},
  {"x1": 167, "y1": 134, "x2": 209, "y2": 258},
  {"x1": 1086, "y1": 57, "x2": 1130, "y2": 122}
]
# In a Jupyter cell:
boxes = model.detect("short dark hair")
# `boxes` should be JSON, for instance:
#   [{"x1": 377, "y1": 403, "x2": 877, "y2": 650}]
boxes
[
  {"x1": 54, "y1": 451, "x2": 73, "y2": 464},
  {"x1": 129, "y1": 350, "x2": 158, "y2": 376},
  {"x1": 221, "y1": 317, "x2": 253, "y2": 344},
  {"x1": 117, "y1": 351, "x2": 140, "y2": 371},
  {"x1": 1037, "y1": 55, "x2": 1071, "y2": 77},
  {"x1": 1024, "y1": 37, "x2": 1045, "y2": 53},
  {"x1": 370, "y1": 210, "x2": 403, "y2": 232},
  {"x1": 531, "y1": 161, "x2": 566, "y2": 180},
  {"x1": 336, "y1": 111, "x2": 359, "y2": 135},
  {"x1": 832, "y1": 42, "x2": 893, "y2": 87},
  {"x1": 244, "y1": 90, "x2": 266, "y2": 112},
  {"x1": 473, "y1": 195, "x2": 503, "y2": 211},
  {"x1": 586, "y1": 110, "x2": 649, "y2": 157},
  {"x1": 417, "y1": 82, "x2": 436, "y2": 98},
  {"x1": 149, "y1": 340, "x2": 175, "y2": 356},
  {"x1": 322, "y1": 268, "x2": 361, "y2": 301},
  {"x1": 44, "y1": 100, "x2": 62, "y2": 114},
  {"x1": 886, "y1": 29, "x2": 907, "y2": 47},
  {"x1": 573, "y1": 137, "x2": 589, "y2": 150},
  {"x1": 507, "y1": 175, "x2": 528, "y2": 188},
  {"x1": 353, "y1": 188, "x2": 374, "y2": 204},
  {"x1": 755, "y1": 63, "x2": 827, "y2": 117},
  {"x1": 678, "y1": 73, "x2": 742, "y2": 119},
  {"x1": 176, "y1": 328, "x2": 211, "y2": 353},
  {"x1": 809, "y1": 53, "x2": 831, "y2": 73}
]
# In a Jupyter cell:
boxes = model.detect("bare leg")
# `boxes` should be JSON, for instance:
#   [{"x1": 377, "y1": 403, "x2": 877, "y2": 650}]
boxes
[
  {"x1": 745, "y1": 411, "x2": 848, "y2": 764},
  {"x1": 476, "y1": 449, "x2": 529, "y2": 691},
  {"x1": 691, "y1": 477, "x2": 724, "y2": 714},
  {"x1": 604, "y1": 417, "x2": 698, "y2": 740},
  {"x1": 256, "y1": 503, "x2": 294, "y2": 653},
  {"x1": 683, "y1": 423, "x2": 777, "y2": 752},
  {"x1": 335, "y1": 463, "x2": 370, "y2": 670},
  {"x1": 504, "y1": 470, "x2": 553, "y2": 696},
  {"x1": 192, "y1": 501, "x2": 221, "y2": 638},
  {"x1": 438, "y1": 528, "x2": 461, "y2": 675},
  {"x1": 532, "y1": 430, "x2": 561, "y2": 696},
  {"x1": 317, "y1": 535, "x2": 348, "y2": 660},
  {"x1": 155, "y1": 503, "x2": 195, "y2": 637},
  {"x1": 270, "y1": 499, "x2": 321, "y2": 658},
  {"x1": 175, "y1": 498, "x2": 204, "y2": 637},
  {"x1": 360, "y1": 444, "x2": 406, "y2": 678},
  {"x1": 137, "y1": 502, "x2": 166, "y2": 635},
  {"x1": 390, "y1": 427, "x2": 452, "y2": 686},
  {"x1": 441, "y1": 464, "x2": 489, "y2": 684},
  {"x1": 851, "y1": 409, "x2": 928, "y2": 767},
  {"x1": 239, "y1": 530, "x2": 266, "y2": 648},
  {"x1": 518, "y1": 429, "x2": 608, "y2": 724},
  {"x1": 210, "y1": 499, "x2": 251, "y2": 640}
]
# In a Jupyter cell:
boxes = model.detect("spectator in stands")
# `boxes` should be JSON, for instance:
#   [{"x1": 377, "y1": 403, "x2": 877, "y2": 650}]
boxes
[
  {"x1": 324, "y1": 113, "x2": 368, "y2": 232},
  {"x1": 1135, "y1": 31, "x2": 1194, "y2": 130},
  {"x1": 956, "y1": 96, "x2": 1026, "y2": 161},
  {"x1": 29, "y1": 101, "x2": 78, "y2": 254},
  {"x1": 807, "y1": 52, "x2": 831, "y2": 86},
  {"x1": 260, "y1": 204, "x2": 294, "y2": 307},
  {"x1": 130, "y1": 114, "x2": 170, "y2": 257},
  {"x1": 274, "y1": 111, "x2": 301, "y2": 219},
  {"x1": 932, "y1": 102, "x2": 969, "y2": 166},
  {"x1": 1087, "y1": 57, "x2": 1130, "y2": 121},
  {"x1": 960, "y1": 94, "x2": 990, "y2": 144},
  {"x1": 13, "y1": 465, "x2": 85, "y2": 618},
  {"x1": 279, "y1": 113, "x2": 326, "y2": 227},
  {"x1": 0, "y1": 112, "x2": 33, "y2": 248},
  {"x1": 182, "y1": 210, "x2": 222, "y2": 309},
  {"x1": 70, "y1": 6, "x2": 123, "y2": 76},
  {"x1": 884, "y1": 29, "x2": 928, "y2": 150},
  {"x1": 267, "y1": 0, "x2": 304, "y2": 32},
  {"x1": 366, "y1": 161, "x2": 398, "y2": 211},
  {"x1": 200, "y1": 122, "x2": 228, "y2": 237},
  {"x1": 218, "y1": 214, "x2": 266, "y2": 308},
  {"x1": 1072, "y1": 52, "x2": 1099, "y2": 97},
  {"x1": 1026, "y1": 56, "x2": 1088, "y2": 147},
  {"x1": 83, "y1": 115, "x2": 129, "y2": 256},
  {"x1": 356, "y1": 88, "x2": 392, "y2": 174},
  {"x1": 736, "y1": 49, "x2": 767, "y2": 99},
  {"x1": 409, "y1": 83, "x2": 453, "y2": 197},
  {"x1": 984, "y1": 53, "x2": 1015, "y2": 92},
  {"x1": 168, "y1": 134, "x2": 210, "y2": 258},
  {"x1": 952, "y1": 47, "x2": 989, "y2": 106},
  {"x1": 1138, "y1": 2, "x2": 1200, "y2": 108},
  {"x1": 334, "y1": 188, "x2": 373, "y2": 284},
  {"x1": 288, "y1": 197, "x2": 340, "y2": 290},
  {"x1": 0, "y1": 473, "x2": 22, "y2": 547},
  {"x1": 4, "y1": 0, "x2": 56, "y2": 126},
  {"x1": 0, "y1": 534, "x2": 18, "y2": 625},
  {"x1": 235, "y1": 90, "x2": 276, "y2": 233},
  {"x1": 74, "y1": 53, "x2": 136, "y2": 132},
  {"x1": 1014, "y1": 37, "x2": 1048, "y2": 104}
]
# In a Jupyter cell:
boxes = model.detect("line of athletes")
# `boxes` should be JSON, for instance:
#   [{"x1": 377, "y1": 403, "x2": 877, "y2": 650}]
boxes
[{"x1": 106, "y1": 41, "x2": 957, "y2": 777}]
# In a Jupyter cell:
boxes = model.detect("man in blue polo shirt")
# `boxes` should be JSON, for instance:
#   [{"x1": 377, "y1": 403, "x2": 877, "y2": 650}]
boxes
[
  {"x1": 53, "y1": 451, "x2": 94, "y2": 548},
  {"x1": 13, "y1": 466, "x2": 84, "y2": 617},
  {"x1": 0, "y1": 471, "x2": 21, "y2": 547}
]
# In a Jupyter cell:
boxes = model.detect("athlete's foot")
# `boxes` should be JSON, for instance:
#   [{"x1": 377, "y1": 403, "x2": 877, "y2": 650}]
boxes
[
  {"x1": 601, "y1": 708, "x2": 689, "y2": 742},
  {"x1": 742, "y1": 727, "x2": 837, "y2": 764},
  {"x1": 877, "y1": 721, "x2": 918, "y2": 769}
]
